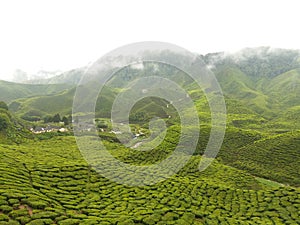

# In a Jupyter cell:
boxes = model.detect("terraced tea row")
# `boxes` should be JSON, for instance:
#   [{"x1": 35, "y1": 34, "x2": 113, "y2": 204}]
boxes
[{"x1": 0, "y1": 137, "x2": 299, "y2": 224}]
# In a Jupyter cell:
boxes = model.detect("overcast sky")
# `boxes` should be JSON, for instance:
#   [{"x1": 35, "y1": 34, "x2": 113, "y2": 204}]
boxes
[{"x1": 1, "y1": 0, "x2": 300, "y2": 81}]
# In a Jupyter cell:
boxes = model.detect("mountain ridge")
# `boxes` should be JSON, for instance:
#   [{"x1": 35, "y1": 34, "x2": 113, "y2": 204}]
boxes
[{"x1": 3, "y1": 46, "x2": 299, "y2": 126}]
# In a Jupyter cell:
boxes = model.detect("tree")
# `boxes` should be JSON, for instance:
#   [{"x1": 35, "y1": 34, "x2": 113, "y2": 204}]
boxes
[
  {"x1": 0, "y1": 101, "x2": 8, "y2": 111},
  {"x1": 43, "y1": 115, "x2": 53, "y2": 123},
  {"x1": 0, "y1": 114, "x2": 9, "y2": 131},
  {"x1": 62, "y1": 116, "x2": 69, "y2": 126},
  {"x1": 68, "y1": 115, "x2": 72, "y2": 124},
  {"x1": 52, "y1": 113, "x2": 61, "y2": 123}
]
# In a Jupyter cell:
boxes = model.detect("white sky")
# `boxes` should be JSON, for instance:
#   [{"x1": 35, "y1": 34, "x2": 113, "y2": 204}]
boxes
[{"x1": 0, "y1": 0, "x2": 300, "y2": 81}]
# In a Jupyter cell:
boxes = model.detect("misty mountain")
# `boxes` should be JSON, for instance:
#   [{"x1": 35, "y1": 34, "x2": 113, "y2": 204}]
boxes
[
  {"x1": 20, "y1": 46, "x2": 300, "y2": 86},
  {"x1": 204, "y1": 47, "x2": 300, "y2": 77},
  {"x1": 12, "y1": 69, "x2": 62, "y2": 83},
  {"x1": 26, "y1": 67, "x2": 85, "y2": 85},
  {"x1": 1, "y1": 46, "x2": 300, "y2": 188},
  {"x1": 0, "y1": 80, "x2": 73, "y2": 103},
  {"x1": 1, "y1": 47, "x2": 299, "y2": 124}
]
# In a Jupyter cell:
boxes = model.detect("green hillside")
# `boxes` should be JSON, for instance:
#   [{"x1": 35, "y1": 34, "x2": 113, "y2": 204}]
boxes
[
  {"x1": 0, "y1": 104, "x2": 32, "y2": 144},
  {"x1": 215, "y1": 66, "x2": 270, "y2": 115},
  {"x1": 10, "y1": 86, "x2": 174, "y2": 123},
  {"x1": 10, "y1": 89, "x2": 76, "y2": 120},
  {"x1": 0, "y1": 80, "x2": 73, "y2": 103},
  {"x1": 27, "y1": 68, "x2": 84, "y2": 85},
  {"x1": 265, "y1": 69, "x2": 300, "y2": 108},
  {"x1": 0, "y1": 47, "x2": 299, "y2": 224},
  {"x1": 0, "y1": 136, "x2": 299, "y2": 224},
  {"x1": 220, "y1": 131, "x2": 300, "y2": 186},
  {"x1": 10, "y1": 55, "x2": 300, "y2": 123}
]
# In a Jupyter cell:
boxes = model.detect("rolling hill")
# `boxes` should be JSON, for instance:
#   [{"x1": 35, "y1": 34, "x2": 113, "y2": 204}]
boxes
[
  {"x1": 26, "y1": 67, "x2": 85, "y2": 85},
  {"x1": 9, "y1": 52, "x2": 300, "y2": 125},
  {"x1": 0, "y1": 80, "x2": 73, "y2": 103},
  {"x1": 0, "y1": 105, "x2": 32, "y2": 144},
  {"x1": 0, "y1": 136, "x2": 299, "y2": 224},
  {"x1": 0, "y1": 47, "x2": 299, "y2": 224}
]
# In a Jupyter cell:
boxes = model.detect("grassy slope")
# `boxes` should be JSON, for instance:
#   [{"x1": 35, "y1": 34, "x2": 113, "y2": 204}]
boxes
[
  {"x1": 12, "y1": 89, "x2": 76, "y2": 117},
  {"x1": 221, "y1": 131, "x2": 300, "y2": 186},
  {"x1": 11, "y1": 86, "x2": 117, "y2": 118},
  {"x1": 6, "y1": 57, "x2": 297, "y2": 114},
  {"x1": 0, "y1": 80, "x2": 73, "y2": 103},
  {"x1": 6, "y1": 64, "x2": 300, "y2": 187},
  {"x1": 0, "y1": 108, "x2": 32, "y2": 144},
  {"x1": 215, "y1": 66, "x2": 272, "y2": 116},
  {"x1": 0, "y1": 50, "x2": 299, "y2": 223},
  {"x1": 0, "y1": 136, "x2": 299, "y2": 224},
  {"x1": 12, "y1": 86, "x2": 174, "y2": 121},
  {"x1": 265, "y1": 69, "x2": 300, "y2": 110},
  {"x1": 11, "y1": 63, "x2": 299, "y2": 120}
]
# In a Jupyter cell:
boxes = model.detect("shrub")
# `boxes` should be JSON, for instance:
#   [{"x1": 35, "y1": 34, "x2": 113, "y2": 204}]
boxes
[
  {"x1": 117, "y1": 218, "x2": 135, "y2": 225},
  {"x1": 0, "y1": 205, "x2": 13, "y2": 213},
  {"x1": 30, "y1": 211, "x2": 58, "y2": 220},
  {"x1": 143, "y1": 214, "x2": 160, "y2": 225},
  {"x1": 162, "y1": 212, "x2": 179, "y2": 221},
  {"x1": 9, "y1": 209, "x2": 29, "y2": 218},
  {"x1": 0, "y1": 220, "x2": 20, "y2": 225},
  {"x1": 181, "y1": 212, "x2": 195, "y2": 223},
  {"x1": 58, "y1": 219, "x2": 80, "y2": 225},
  {"x1": 8, "y1": 199, "x2": 19, "y2": 205},
  {"x1": 17, "y1": 216, "x2": 31, "y2": 224},
  {"x1": 0, "y1": 214, "x2": 9, "y2": 222},
  {"x1": 27, "y1": 219, "x2": 53, "y2": 225},
  {"x1": 77, "y1": 219, "x2": 99, "y2": 225},
  {"x1": 25, "y1": 200, "x2": 47, "y2": 209}
]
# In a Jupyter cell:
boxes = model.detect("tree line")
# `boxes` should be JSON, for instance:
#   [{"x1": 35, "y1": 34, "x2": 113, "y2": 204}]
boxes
[{"x1": 43, "y1": 114, "x2": 72, "y2": 125}]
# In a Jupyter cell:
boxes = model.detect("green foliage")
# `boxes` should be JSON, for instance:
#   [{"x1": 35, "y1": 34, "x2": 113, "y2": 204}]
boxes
[
  {"x1": 52, "y1": 113, "x2": 61, "y2": 123},
  {"x1": 0, "y1": 109, "x2": 32, "y2": 144},
  {"x1": 58, "y1": 219, "x2": 80, "y2": 225},
  {"x1": 0, "y1": 101, "x2": 8, "y2": 110},
  {"x1": 12, "y1": 88, "x2": 76, "y2": 121},
  {"x1": 43, "y1": 115, "x2": 53, "y2": 123},
  {"x1": 62, "y1": 116, "x2": 69, "y2": 125},
  {"x1": 0, "y1": 48, "x2": 300, "y2": 224},
  {"x1": 43, "y1": 114, "x2": 70, "y2": 125},
  {"x1": 222, "y1": 131, "x2": 300, "y2": 186},
  {"x1": 0, "y1": 137, "x2": 299, "y2": 224},
  {"x1": 0, "y1": 113, "x2": 9, "y2": 131},
  {"x1": 0, "y1": 80, "x2": 72, "y2": 103}
]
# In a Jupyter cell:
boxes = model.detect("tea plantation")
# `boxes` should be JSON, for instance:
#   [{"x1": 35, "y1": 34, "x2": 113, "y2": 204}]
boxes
[
  {"x1": 1, "y1": 48, "x2": 300, "y2": 224},
  {"x1": 0, "y1": 136, "x2": 299, "y2": 225}
]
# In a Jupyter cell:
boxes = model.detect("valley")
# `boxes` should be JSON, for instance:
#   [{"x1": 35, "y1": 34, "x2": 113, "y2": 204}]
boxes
[{"x1": 0, "y1": 47, "x2": 299, "y2": 224}]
